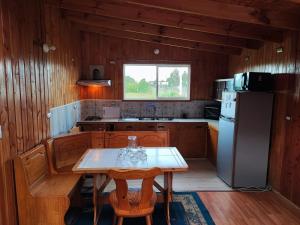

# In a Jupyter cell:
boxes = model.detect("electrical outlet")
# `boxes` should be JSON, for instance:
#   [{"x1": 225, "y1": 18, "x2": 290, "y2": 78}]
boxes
[{"x1": 47, "y1": 112, "x2": 52, "y2": 119}]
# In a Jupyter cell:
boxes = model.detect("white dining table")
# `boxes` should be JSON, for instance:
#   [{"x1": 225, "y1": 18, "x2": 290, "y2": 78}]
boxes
[{"x1": 73, "y1": 147, "x2": 189, "y2": 225}]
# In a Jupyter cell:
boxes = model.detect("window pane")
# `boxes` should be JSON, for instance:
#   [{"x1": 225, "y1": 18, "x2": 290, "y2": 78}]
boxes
[
  {"x1": 158, "y1": 66, "x2": 190, "y2": 99},
  {"x1": 124, "y1": 65, "x2": 157, "y2": 100}
]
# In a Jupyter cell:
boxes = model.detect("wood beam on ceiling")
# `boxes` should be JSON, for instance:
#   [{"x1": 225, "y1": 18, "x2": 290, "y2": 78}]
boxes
[
  {"x1": 118, "y1": 0, "x2": 300, "y2": 30},
  {"x1": 47, "y1": 0, "x2": 284, "y2": 43},
  {"x1": 75, "y1": 24, "x2": 242, "y2": 55},
  {"x1": 63, "y1": 11, "x2": 262, "y2": 49}
]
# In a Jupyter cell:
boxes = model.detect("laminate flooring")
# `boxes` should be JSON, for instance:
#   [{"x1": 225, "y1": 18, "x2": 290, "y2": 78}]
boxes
[
  {"x1": 199, "y1": 191, "x2": 300, "y2": 225},
  {"x1": 103, "y1": 159, "x2": 231, "y2": 192}
]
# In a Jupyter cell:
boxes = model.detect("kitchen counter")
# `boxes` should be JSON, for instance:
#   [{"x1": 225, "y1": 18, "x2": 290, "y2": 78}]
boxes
[{"x1": 77, "y1": 118, "x2": 219, "y2": 129}]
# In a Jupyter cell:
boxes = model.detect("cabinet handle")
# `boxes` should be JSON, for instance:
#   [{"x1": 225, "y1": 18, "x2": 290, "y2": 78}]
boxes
[
  {"x1": 148, "y1": 125, "x2": 155, "y2": 128},
  {"x1": 158, "y1": 126, "x2": 165, "y2": 128},
  {"x1": 195, "y1": 126, "x2": 203, "y2": 128},
  {"x1": 126, "y1": 126, "x2": 133, "y2": 129}
]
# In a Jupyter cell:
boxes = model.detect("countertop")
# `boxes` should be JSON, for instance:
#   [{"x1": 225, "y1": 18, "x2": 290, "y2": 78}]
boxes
[{"x1": 77, "y1": 118, "x2": 219, "y2": 129}]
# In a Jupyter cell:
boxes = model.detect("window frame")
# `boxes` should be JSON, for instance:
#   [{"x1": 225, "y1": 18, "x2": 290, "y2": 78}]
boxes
[{"x1": 123, "y1": 63, "x2": 191, "y2": 101}]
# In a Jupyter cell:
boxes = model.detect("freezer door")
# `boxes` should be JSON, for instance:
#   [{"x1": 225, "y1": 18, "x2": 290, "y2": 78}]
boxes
[
  {"x1": 217, "y1": 117, "x2": 236, "y2": 186},
  {"x1": 221, "y1": 91, "x2": 237, "y2": 119}
]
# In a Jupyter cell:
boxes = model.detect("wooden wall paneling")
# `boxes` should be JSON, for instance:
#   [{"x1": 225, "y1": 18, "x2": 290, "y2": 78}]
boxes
[
  {"x1": 40, "y1": 0, "x2": 50, "y2": 141},
  {"x1": 45, "y1": 4, "x2": 81, "y2": 108},
  {"x1": 0, "y1": 0, "x2": 82, "y2": 224},
  {"x1": 269, "y1": 75, "x2": 294, "y2": 191},
  {"x1": 0, "y1": 1, "x2": 15, "y2": 224},
  {"x1": 297, "y1": 32, "x2": 300, "y2": 73},
  {"x1": 79, "y1": 32, "x2": 229, "y2": 100},
  {"x1": 280, "y1": 75, "x2": 300, "y2": 206},
  {"x1": 229, "y1": 32, "x2": 298, "y2": 74}
]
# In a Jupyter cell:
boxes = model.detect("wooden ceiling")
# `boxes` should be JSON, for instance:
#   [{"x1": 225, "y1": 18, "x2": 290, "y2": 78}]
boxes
[{"x1": 47, "y1": 0, "x2": 300, "y2": 55}]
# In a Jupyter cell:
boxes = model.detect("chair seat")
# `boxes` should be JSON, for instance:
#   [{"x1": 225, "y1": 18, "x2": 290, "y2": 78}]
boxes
[{"x1": 109, "y1": 189, "x2": 157, "y2": 217}]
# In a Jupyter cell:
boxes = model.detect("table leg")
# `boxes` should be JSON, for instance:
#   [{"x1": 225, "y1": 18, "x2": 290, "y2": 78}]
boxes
[
  {"x1": 93, "y1": 175, "x2": 98, "y2": 225},
  {"x1": 164, "y1": 172, "x2": 173, "y2": 225}
]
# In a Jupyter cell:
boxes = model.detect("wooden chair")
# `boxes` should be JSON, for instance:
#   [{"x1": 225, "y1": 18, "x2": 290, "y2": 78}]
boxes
[{"x1": 108, "y1": 168, "x2": 162, "y2": 225}]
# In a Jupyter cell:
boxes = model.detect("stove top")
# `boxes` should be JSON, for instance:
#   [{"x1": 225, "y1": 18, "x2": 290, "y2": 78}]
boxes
[{"x1": 84, "y1": 116, "x2": 102, "y2": 121}]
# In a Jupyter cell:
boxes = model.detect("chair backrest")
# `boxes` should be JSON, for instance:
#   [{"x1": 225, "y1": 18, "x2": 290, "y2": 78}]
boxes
[{"x1": 108, "y1": 168, "x2": 162, "y2": 210}]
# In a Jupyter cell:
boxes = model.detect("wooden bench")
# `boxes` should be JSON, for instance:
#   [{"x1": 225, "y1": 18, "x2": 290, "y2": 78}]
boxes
[{"x1": 14, "y1": 144, "x2": 81, "y2": 225}]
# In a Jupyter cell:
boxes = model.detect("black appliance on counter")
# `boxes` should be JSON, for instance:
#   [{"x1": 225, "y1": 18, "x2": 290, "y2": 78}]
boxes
[
  {"x1": 85, "y1": 116, "x2": 102, "y2": 121},
  {"x1": 204, "y1": 105, "x2": 221, "y2": 120},
  {"x1": 234, "y1": 72, "x2": 273, "y2": 91}
]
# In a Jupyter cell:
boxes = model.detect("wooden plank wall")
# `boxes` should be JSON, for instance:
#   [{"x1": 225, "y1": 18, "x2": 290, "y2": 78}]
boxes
[
  {"x1": 0, "y1": 0, "x2": 80, "y2": 224},
  {"x1": 79, "y1": 32, "x2": 229, "y2": 100},
  {"x1": 45, "y1": 6, "x2": 81, "y2": 108},
  {"x1": 229, "y1": 31, "x2": 300, "y2": 206}
]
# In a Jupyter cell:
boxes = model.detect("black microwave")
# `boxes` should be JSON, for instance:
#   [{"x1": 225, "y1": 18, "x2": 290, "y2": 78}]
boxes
[{"x1": 234, "y1": 72, "x2": 273, "y2": 91}]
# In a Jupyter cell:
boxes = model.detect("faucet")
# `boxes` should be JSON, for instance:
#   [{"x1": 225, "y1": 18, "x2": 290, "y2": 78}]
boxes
[{"x1": 146, "y1": 103, "x2": 157, "y2": 119}]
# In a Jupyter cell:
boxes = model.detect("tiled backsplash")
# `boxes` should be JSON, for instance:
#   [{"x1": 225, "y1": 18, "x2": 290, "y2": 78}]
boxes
[
  {"x1": 80, "y1": 100, "x2": 217, "y2": 120},
  {"x1": 50, "y1": 99, "x2": 218, "y2": 137}
]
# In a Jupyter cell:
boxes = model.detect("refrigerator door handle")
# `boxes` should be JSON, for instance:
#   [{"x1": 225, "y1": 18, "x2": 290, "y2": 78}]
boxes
[{"x1": 220, "y1": 115, "x2": 235, "y2": 122}]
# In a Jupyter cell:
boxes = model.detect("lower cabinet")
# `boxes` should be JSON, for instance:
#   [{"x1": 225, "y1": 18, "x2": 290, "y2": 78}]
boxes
[
  {"x1": 78, "y1": 122, "x2": 208, "y2": 158},
  {"x1": 104, "y1": 131, "x2": 169, "y2": 148},
  {"x1": 157, "y1": 123, "x2": 208, "y2": 158},
  {"x1": 207, "y1": 125, "x2": 218, "y2": 166},
  {"x1": 175, "y1": 123, "x2": 208, "y2": 158}
]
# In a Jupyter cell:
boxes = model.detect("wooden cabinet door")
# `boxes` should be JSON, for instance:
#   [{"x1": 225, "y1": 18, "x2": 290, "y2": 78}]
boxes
[
  {"x1": 138, "y1": 132, "x2": 169, "y2": 147},
  {"x1": 90, "y1": 132, "x2": 105, "y2": 148},
  {"x1": 207, "y1": 125, "x2": 218, "y2": 166},
  {"x1": 157, "y1": 123, "x2": 178, "y2": 147},
  {"x1": 177, "y1": 123, "x2": 208, "y2": 158},
  {"x1": 105, "y1": 132, "x2": 129, "y2": 148},
  {"x1": 104, "y1": 131, "x2": 169, "y2": 148}
]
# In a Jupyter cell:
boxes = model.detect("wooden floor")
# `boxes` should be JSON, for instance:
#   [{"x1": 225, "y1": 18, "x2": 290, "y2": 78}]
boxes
[
  {"x1": 199, "y1": 192, "x2": 300, "y2": 225},
  {"x1": 103, "y1": 159, "x2": 231, "y2": 192}
]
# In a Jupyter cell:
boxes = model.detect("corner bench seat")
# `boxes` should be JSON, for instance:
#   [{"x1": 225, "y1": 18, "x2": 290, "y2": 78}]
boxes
[
  {"x1": 30, "y1": 174, "x2": 80, "y2": 197},
  {"x1": 14, "y1": 144, "x2": 81, "y2": 225}
]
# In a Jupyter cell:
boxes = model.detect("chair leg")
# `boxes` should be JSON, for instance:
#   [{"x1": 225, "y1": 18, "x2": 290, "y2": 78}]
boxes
[
  {"x1": 146, "y1": 215, "x2": 152, "y2": 225},
  {"x1": 117, "y1": 217, "x2": 123, "y2": 225}
]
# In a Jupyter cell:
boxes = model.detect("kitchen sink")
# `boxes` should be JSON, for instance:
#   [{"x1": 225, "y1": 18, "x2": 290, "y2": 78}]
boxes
[
  {"x1": 121, "y1": 118, "x2": 139, "y2": 121},
  {"x1": 156, "y1": 117, "x2": 174, "y2": 121},
  {"x1": 121, "y1": 117, "x2": 174, "y2": 121},
  {"x1": 138, "y1": 117, "x2": 156, "y2": 120}
]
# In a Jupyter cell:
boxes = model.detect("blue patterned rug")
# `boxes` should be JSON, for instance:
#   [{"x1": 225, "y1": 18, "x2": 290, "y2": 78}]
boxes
[{"x1": 74, "y1": 192, "x2": 215, "y2": 225}]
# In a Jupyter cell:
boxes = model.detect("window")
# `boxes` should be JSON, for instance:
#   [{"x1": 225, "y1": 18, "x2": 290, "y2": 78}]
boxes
[{"x1": 123, "y1": 64, "x2": 191, "y2": 100}]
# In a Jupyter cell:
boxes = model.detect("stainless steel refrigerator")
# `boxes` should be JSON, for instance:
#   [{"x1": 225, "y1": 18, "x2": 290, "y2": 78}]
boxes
[{"x1": 217, "y1": 91, "x2": 273, "y2": 188}]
